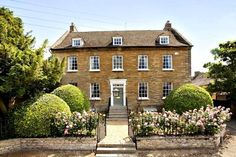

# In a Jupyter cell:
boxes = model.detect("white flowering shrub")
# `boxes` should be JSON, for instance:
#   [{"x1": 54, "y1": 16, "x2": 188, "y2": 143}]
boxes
[
  {"x1": 54, "y1": 111, "x2": 99, "y2": 136},
  {"x1": 129, "y1": 106, "x2": 231, "y2": 136}
]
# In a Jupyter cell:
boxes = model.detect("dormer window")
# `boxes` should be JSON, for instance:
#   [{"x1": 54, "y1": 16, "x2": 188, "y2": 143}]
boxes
[
  {"x1": 113, "y1": 37, "x2": 122, "y2": 46},
  {"x1": 72, "y1": 38, "x2": 83, "y2": 47},
  {"x1": 159, "y1": 36, "x2": 169, "y2": 45}
]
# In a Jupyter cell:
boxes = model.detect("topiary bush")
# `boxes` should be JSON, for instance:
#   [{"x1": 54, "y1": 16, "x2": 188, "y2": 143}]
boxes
[
  {"x1": 165, "y1": 84, "x2": 213, "y2": 114},
  {"x1": 13, "y1": 94, "x2": 71, "y2": 137},
  {"x1": 82, "y1": 91, "x2": 91, "y2": 112},
  {"x1": 52, "y1": 84, "x2": 84, "y2": 112}
]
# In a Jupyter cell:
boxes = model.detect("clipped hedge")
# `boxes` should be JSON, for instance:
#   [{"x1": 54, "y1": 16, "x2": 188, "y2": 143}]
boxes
[
  {"x1": 14, "y1": 94, "x2": 71, "y2": 137},
  {"x1": 82, "y1": 91, "x2": 91, "y2": 112},
  {"x1": 52, "y1": 84, "x2": 84, "y2": 112},
  {"x1": 165, "y1": 84, "x2": 213, "y2": 114}
]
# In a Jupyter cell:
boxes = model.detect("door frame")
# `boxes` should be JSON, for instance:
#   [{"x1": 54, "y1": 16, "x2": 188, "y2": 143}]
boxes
[{"x1": 110, "y1": 79, "x2": 127, "y2": 106}]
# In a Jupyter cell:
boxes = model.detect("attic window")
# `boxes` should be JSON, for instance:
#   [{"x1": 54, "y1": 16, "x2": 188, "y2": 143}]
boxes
[
  {"x1": 113, "y1": 37, "x2": 122, "y2": 46},
  {"x1": 72, "y1": 38, "x2": 83, "y2": 47},
  {"x1": 160, "y1": 36, "x2": 169, "y2": 45}
]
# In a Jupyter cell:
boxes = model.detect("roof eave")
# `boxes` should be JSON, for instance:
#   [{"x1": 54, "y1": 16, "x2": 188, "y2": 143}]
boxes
[{"x1": 50, "y1": 45, "x2": 190, "y2": 51}]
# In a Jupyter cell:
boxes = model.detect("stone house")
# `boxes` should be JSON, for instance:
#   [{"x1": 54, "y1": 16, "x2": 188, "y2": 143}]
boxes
[{"x1": 51, "y1": 21, "x2": 192, "y2": 112}]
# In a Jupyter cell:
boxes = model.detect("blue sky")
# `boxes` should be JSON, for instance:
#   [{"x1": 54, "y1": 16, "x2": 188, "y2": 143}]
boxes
[{"x1": 1, "y1": 0, "x2": 236, "y2": 74}]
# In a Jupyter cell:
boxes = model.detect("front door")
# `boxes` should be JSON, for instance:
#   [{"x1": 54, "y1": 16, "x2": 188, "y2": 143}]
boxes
[
  {"x1": 110, "y1": 79, "x2": 127, "y2": 106},
  {"x1": 113, "y1": 85, "x2": 123, "y2": 106}
]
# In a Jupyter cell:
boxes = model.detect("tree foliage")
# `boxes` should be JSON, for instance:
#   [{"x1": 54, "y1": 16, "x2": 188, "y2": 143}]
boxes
[
  {"x1": 0, "y1": 7, "x2": 65, "y2": 112},
  {"x1": 204, "y1": 41, "x2": 236, "y2": 100}
]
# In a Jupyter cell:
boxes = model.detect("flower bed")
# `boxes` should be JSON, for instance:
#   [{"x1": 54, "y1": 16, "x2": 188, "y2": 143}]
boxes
[
  {"x1": 130, "y1": 106, "x2": 231, "y2": 136},
  {"x1": 54, "y1": 111, "x2": 100, "y2": 137}
]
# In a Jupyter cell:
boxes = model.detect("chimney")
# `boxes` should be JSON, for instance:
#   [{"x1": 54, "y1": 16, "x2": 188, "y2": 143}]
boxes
[
  {"x1": 70, "y1": 22, "x2": 76, "y2": 32},
  {"x1": 164, "y1": 20, "x2": 172, "y2": 31},
  {"x1": 194, "y1": 71, "x2": 201, "y2": 77}
]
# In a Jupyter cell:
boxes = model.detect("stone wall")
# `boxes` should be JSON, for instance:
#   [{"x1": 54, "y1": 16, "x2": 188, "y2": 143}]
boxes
[
  {"x1": 136, "y1": 128, "x2": 226, "y2": 150},
  {"x1": 137, "y1": 135, "x2": 220, "y2": 150},
  {"x1": 0, "y1": 137, "x2": 96, "y2": 155},
  {"x1": 0, "y1": 139, "x2": 21, "y2": 154}
]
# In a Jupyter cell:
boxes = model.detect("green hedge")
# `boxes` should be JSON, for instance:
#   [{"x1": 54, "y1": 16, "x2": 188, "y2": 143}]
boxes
[
  {"x1": 52, "y1": 84, "x2": 84, "y2": 112},
  {"x1": 82, "y1": 91, "x2": 90, "y2": 112},
  {"x1": 165, "y1": 84, "x2": 213, "y2": 114},
  {"x1": 13, "y1": 94, "x2": 71, "y2": 137}
]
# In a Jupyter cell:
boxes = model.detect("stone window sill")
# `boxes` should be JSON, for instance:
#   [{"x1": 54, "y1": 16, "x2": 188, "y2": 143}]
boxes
[
  {"x1": 138, "y1": 97, "x2": 149, "y2": 100},
  {"x1": 138, "y1": 69, "x2": 149, "y2": 71},
  {"x1": 162, "y1": 69, "x2": 174, "y2": 71},
  {"x1": 89, "y1": 98, "x2": 101, "y2": 101},
  {"x1": 67, "y1": 70, "x2": 78, "y2": 73}
]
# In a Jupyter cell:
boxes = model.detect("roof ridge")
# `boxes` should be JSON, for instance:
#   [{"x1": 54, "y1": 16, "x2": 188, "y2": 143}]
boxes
[
  {"x1": 71, "y1": 30, "x2": 164, "y2": 33},
  {"x1": 171, "y1": 28, "x2": 193, "y2": 47},
  {"x1": 51, "y1": 31, "x2": 69, "y2": 49}
]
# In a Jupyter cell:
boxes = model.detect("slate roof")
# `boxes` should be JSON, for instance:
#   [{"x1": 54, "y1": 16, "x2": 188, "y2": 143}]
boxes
[
  {"x1": 51, "y1": 21, "x2": 192, "y2": 50},
  {"x1": 192, "y1": 72, "x2": 212, "y2": 86}
]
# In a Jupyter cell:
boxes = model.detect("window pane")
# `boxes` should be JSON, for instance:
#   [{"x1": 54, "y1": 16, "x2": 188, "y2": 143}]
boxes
[
  {"x1": 160, "y1": 36, "x2": 169, "y2": 44},
  {"x1": 91, "y1": 83, "x2": 100, "y2": 98},
  {"x1": 72, "y1": 39, "x2": 81, "y2": 46},
  {"x1": 138, "y1": 55, "x2": 148, "y2": 69},
  {"x1": 163, "y1": 82, "x2": 172, "y2": 97},
  {"x1": 113, "y1": 37, "x2": 122, "y2": 45},
  {"x1": 139, "y1": 82, "x2": 148, "y2": 98},
  {"x1": 113, "y1": 56, "x2": 123, "y2": 70},
  {"x1": 68, "y1": 56, "x2": 78, "y2": 70},
  {"x1": 90, "y1": 56, "x2": 100, "y2": 70},
  {"x1": 163, "y1": 55, "x2": 172, "y2": 69}
]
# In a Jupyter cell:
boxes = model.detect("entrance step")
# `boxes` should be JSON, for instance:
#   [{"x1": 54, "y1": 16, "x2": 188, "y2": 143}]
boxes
[
  {"x1": 96, "y1": 147, "x2": 136, "y2": 154},
  {"x1": 107, "y1": 117, "x2": 128, "y2": 121},
  {"x1": 96, "y1": 154, "x2": 136, "y2": 157},
  {"x1": 108, "y1": 115, "x2": 128, "y2": 118},
  {"x1": 98, "y1": 143, "x2": 135, "y2": 148},
  {"x1": 109, "y1": 106, "x2": 127, "y2": 109}
]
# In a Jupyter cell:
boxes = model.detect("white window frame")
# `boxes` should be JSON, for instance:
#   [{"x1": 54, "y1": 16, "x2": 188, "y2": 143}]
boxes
[
  {"x1": 162, "y1": 82, "x2": 173, "y2": 99},
  {"x1": 90, "y1": 83, "x2": 101, "y2": 100},
  {"x1": 138, "y1": 82, "x2": 149, "y2": 100},
  {"x1": 112, "y1": 55, "x2": 123, "y2": 71},
  {"x1": 162, "y1": 55, "x2": 174, "y2": 71},
  {"x1": 67, "y1": 56, "x2": 78, "y2": 72},
  {"x1": 90, "y1": 56, "x2": 100, "y2": 71},
  {"x1": 138, "y1": 55, "x2": 149, "y2": 71},
  {"x1": 72, "y1": 38, "x2": 83, "y2": 47},
  {"x1": 159, "y1": 36, "x2": 169, "y2": 45},
  {"x1": 112, "y1": 37, "x2": 123, "y2": 46}
]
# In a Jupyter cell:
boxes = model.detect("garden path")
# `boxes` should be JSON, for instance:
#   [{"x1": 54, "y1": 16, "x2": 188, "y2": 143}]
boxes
[
  {"x1": 216, "y1": 118, "x2": 236, "y2": 157},
  {"x1": 99, "y1": 120, "x2": 131, "y2": 144}
]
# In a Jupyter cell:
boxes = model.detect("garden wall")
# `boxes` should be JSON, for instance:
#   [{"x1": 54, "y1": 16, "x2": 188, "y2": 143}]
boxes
[
  {"x1": 137, "y1": 127, "x2": 226, "y2": 150},
  {"x1": 0, "y1": 137, "x2": 96, "y2": 155}
]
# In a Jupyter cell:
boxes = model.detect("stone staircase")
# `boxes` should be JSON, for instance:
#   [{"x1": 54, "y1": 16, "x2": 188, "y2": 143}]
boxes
[
  {"x1": 96, "y1": 106, "x2": 136, "y2": 156},
  {"x1": 107, "y1": 106, "x2": 128, "y2": 121},
  {"x1": 96, "y1": 142, "x2": 136, "y2": 156}
]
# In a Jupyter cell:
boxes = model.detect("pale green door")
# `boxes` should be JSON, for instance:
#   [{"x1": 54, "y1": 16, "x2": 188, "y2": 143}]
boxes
[{"x1": 113, "y1": 87, "x2": 123, "y2": 106}]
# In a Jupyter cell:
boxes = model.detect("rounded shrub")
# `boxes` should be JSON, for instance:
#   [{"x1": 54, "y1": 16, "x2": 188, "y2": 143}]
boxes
[
  {"x1": 13, "y1": 94, "x2": 71, "y2": 137},
  {"x1": 82, "y1": 91, "x2": 91, "y2": 112},
  {"x1": 52, "y1": 84, "x2": 84, "y2": 112},
  {"x1": 165, "y1": 84, "x2": 213, "y2": 114}
]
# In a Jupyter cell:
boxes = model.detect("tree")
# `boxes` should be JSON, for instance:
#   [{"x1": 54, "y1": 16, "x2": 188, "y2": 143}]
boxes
[
  {"x1": 0, "y1": 7, "x2": 65, "y2": 113},
  {"x1": 204, "y1": 40, "x2": 236, "y2": 100}
]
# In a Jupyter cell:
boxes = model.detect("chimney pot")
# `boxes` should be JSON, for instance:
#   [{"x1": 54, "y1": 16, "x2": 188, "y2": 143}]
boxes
[
  {"x1": 70, "y1": 22, "x2": 75, "y2": 32},
  {"x1": 164, "y1": 20, "x2": 172, "y2": 31}
]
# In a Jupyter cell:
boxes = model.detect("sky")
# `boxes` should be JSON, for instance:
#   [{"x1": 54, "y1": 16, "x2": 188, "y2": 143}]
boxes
[{"x1": 1, "y1": 0, "x2": 236, "y2": 75}]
